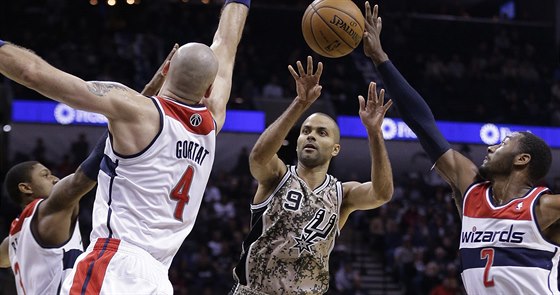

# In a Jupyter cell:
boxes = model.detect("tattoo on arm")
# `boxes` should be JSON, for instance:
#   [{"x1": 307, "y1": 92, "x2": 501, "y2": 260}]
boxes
[{"x1": 87, "y1": 82, "x2": 128, "y2": 97}]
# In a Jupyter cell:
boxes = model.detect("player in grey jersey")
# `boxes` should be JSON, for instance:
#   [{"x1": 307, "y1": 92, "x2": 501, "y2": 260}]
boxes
[{"x1": 231, "y1": 56, "x2": 394, "y2": 294}]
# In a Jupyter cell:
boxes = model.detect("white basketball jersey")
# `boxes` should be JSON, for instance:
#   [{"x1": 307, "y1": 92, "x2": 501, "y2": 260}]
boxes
[
  {"x1": 460, "y1": 182, "x2": 560, "y2": 295},
  {"x1": 8, "y1": 199, "x2": 83, "y2": 295},
  {"x1": 91, "y1": 96, "x2": 216, "y2": 269}
]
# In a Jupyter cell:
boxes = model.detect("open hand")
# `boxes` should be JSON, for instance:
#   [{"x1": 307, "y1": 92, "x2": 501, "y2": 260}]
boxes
[
  {"x1": 288, "y1": 56, "x2": 323, "y2": 105},
  {"x1": 363, "y1": 2, "x2": 388, "y2": 64},
  {"x1": 358, "y1": 82, "x2": 392, "y2": 130}
]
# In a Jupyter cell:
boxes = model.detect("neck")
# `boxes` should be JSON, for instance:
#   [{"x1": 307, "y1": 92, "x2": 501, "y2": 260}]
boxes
[
  {"x1": 490, "y1": 175, "x2": 532, "y2": 205},
  {"x1": 296, "y1": 162, "x2": 329, "y2": 190},
  {"x1": 159, "y1": 91, "x2": 201, "y2": 105}
]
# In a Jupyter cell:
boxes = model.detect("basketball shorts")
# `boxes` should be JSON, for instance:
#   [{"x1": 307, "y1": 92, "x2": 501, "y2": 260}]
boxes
[{"x1": 60, "y1": 238, "x2": 173, "y2": 295}]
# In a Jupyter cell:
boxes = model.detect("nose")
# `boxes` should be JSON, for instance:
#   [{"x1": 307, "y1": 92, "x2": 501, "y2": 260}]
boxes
[
  {"x1": 52, "y1": 175, "x2": 60, "y2": 184},
  {"x1": 487, "y1": 145, "x2": 497, "y2": 153}
]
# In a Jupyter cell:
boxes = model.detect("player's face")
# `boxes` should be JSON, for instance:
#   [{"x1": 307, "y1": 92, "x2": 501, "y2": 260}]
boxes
[
  {"x1": 296, "y1": 115, "x2": 340, "y2": 168},
  {"x1": 479, "y1": 133, "x2": 522, "y2": 180},
  {"x1": 26, "y1": 163, "x2": 59, "y2": 198}
]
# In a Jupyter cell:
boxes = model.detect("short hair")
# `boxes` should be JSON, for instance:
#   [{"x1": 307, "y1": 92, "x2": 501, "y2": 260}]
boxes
[
  {"x1": 4, "y1": 161, "x2": 38, "y2": 205},
  {"x1": 517, "y1": 132, "x2": 552, "y2": 183}
]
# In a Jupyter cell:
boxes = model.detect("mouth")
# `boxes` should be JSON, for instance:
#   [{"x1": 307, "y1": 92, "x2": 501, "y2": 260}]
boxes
[{"x1": 303, "y1": 143, "x2": 317, "y2": 151}]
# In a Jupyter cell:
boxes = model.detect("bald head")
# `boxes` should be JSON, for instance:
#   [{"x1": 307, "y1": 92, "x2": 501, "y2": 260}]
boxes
[{"x1": 162, "y1": 43, "x2": 219, "y2": 102}]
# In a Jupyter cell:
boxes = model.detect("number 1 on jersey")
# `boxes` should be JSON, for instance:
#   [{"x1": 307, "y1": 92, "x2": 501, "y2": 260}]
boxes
[
  {"x1": 481, "y1": 248, "x2": 495, "y2": 287},
  {"x1": 170, "y1": 166, "x2": 194, "y2": 221}
]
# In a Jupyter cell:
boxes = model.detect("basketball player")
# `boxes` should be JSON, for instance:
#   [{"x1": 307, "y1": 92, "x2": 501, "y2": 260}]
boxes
[
  {"x1": 231, "y1": 56, "x2": 394, "y2": 294},
  {"x1": 0, "y1": 46, "x2": 177, "y2": 294},
  {"x1": 0, "y1": 1, "x2": 249, "y2": 293},
  {"x1": 363, "y1": 3, "x2": 559, "y2": 294}
]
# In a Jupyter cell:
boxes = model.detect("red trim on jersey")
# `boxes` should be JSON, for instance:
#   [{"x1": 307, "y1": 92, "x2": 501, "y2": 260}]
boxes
[
  {"x1": 156, "y1": 96, "x2": 215, "y2": 135},
  {"x1": 69, "y1": 238, "x2": 120, "y2": 295},
  {"x1": 463, "y1": 182, "x2": 548, "y2": 220},
  {"x1": 9, "y1": 199, "x2": 41, "y2": 235}
]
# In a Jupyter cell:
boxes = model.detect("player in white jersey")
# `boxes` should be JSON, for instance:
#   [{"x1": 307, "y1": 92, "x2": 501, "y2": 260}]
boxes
[
  {"x1": 0, "y1": 135, "x2": 105, "y2": 294},
  {"x1": 363, "y1": 3, "x2": 560, "y2": 293},
  {"x1": 231, "y1": 57, "x2": 394, "y2": 294},
  {"x1": 0, "y1": 0, "x2": 248, "y2": 293}
]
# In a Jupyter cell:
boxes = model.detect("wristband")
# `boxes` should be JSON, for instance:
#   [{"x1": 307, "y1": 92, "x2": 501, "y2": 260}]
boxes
[
  {"x1": 225, "y1": 0, "x2": 250, "y2": 8},
  {"x1": 0, "y1": 40, "x2": 6, "y2": 48},
  {"x1": 80, "y1": 131, "x2": 108, "y2": 180}
]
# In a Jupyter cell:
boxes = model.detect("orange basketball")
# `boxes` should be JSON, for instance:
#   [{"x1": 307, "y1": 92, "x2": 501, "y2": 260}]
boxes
[{"x1": 302, "y1": 0, "x2": 365, "y2": 58}]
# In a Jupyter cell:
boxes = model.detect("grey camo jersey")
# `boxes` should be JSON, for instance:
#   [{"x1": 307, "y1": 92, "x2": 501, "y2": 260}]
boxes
[{"x1": 233, "y1": 165, "x2": 342, "y2": 294}]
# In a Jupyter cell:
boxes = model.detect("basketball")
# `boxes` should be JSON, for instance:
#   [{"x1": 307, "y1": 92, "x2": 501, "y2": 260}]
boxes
[{"x1": 301, "y1": 0, "x2": 365, "y2": 58}]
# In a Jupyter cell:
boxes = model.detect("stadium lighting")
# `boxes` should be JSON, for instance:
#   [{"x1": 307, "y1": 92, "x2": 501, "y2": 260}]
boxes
[{"x1": 108, "y1": 0, "x2": 116, "y2": 6}]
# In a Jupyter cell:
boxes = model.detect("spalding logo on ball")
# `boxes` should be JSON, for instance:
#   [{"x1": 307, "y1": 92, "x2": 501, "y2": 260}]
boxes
[{"x1": 302, "y1": 0, "x2": 365, "y2": 58}]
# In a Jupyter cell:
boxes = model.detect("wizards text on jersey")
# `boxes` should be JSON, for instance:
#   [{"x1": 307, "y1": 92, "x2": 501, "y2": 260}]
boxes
[{"x1": 461, "y1": 224, "x2": 525, "y2": 244}]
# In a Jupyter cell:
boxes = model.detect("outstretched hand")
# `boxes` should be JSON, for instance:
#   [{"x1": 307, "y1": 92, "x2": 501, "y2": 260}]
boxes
[
  {"x1": 363, "y1": 2, "x2": 388, "y2": 64},
  {"x1": 141, "y1": 43, "x2": 179, "y2": 96},
  {"x1": 358, "y1": 82, "x2": 392, "y2": 130},
  {"x1": 288, "y1": 56, "x2": 323, "y2": 105}
]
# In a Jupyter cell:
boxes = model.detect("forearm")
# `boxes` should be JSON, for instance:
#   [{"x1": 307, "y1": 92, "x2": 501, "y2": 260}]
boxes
[
  {"x1": 0, "y1": 43, "x2": 46, "y2": 90},
  {"x1": 251, "y1": 98, "x2": 311, "y2": 163},
  {"x1": 367, "y1": 129, "x2": 393, "y2": 201},
  {"x1": 207, "y1": 3, "x2": 249, "y2": 131},
  {"x1": 0, "y1": 237, "x2": 9, "y2": 268},
  {"x1": 376, "y1": 60, "x2": 450, "y2": 162}
]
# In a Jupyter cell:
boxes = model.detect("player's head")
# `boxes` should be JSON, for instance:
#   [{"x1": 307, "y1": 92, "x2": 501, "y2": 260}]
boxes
[
  {"x1": 161, "y1": 43, "x2": 219, "y2": 103},
  {"x1": 4, "y1": 161, "x2": 59, "y2": 208},
  {"x1": 479, "y1": 132, "x2": 552, "y2": 183},
  {"x1": 296, "y1": 113, "x2": 340, "y2": 168}
]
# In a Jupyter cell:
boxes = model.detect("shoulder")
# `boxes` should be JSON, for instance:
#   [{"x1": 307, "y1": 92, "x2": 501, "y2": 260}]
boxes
[{"x1": 9, "y1": 199, "x2": 42, "y2": 236}]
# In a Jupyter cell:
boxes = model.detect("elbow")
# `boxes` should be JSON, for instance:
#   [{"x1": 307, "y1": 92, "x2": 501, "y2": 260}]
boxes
[{"x1": 376, "y1": 184, "x2": 394, "y2": 205}]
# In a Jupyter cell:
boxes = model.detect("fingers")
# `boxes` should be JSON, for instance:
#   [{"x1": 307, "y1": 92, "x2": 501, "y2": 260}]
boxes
[
  {"x1": 288, "y1": 65, "x2": 299, "y2": 80},
  {"x1": 378, "y1": 88, "x2": 385, "y2": 105},
  {"x1": 368, "y1": 82, "x2": 377, "y2": 103},
  {"x1": 358, "y1": 95, "x2": 366, "y2": 111},
  {"x1": 365, "y1": 2, "x2": 372, "y2": 23},
  {"x1": 373, "y1": 4, "x2": 378, "y2": 20},
  {"x1": 297, "y1": 60, "x2": 305, "y2": 76},
  {"x1": 378, "y1": 16, "x2": 383, "y2": 31},
  {"x1": 384, "y1": 99, "x2": 393, "y2": 110},
  {"x1": 166, "y1": 44, "x2": 179, "y2": 61},
  {"x1": 307, "y1": 56, "x2": 313, "y2": 75},
  {"x1": 315, "y1": 62, "x2": 323, "y2": 81}
]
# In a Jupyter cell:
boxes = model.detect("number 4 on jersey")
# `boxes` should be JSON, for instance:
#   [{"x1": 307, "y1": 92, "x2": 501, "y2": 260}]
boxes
[{"x1": 170, "y1": 166, "x2": 194, "y2": 221}]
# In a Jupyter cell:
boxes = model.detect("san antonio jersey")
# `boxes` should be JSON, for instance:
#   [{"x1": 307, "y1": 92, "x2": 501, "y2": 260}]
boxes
[
  {"x1": 233, "y1": 165, "x2": 342, "y2": 294},
  {"x1": 460, "y1": 181, "x2": 560, "y2": 295}
]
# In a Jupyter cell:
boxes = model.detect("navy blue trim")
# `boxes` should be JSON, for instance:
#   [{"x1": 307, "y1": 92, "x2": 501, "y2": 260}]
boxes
[
  {"x1": 234, "y1": 205, "x2": 267, "y2": 285},
  {"x1": 101, "y1": 155, "x2": 118, "y2": 238},
  {"x1": 531, "y1": 189, "x2": 560, "y2": 247},
  {"x1": 62, "y1": 249, "x2": 83, "y2": 270},
  {"x1": 109, "y1": 96, "x2": 163, "y2": 159},
  {"x1": 80, "y1": 238, "x2": 111, "y2": 295},
  {"x1": 461, "y1": 247, "x2": 555, "y2": 271},
  {"x1": 30, "y1": 200, "x2": 81, "y2": 249}
]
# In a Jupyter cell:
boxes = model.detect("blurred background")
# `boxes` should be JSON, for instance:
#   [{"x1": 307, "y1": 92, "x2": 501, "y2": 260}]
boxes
[{"x1": 0, "y1": 0, "x2": 559, "y2": 294}]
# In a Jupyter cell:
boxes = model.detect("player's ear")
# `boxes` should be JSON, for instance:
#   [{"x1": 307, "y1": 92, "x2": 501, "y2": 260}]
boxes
[
  {"x1": 514, "y1": 153, "x2": 531, "y2": 166},
  {"x1": 18, "y1": 182, "x2": 33, "y2": 195},
  {"x1": 204, "y1": 84, "x2": 213, "y2": 98},
  {"x1": 332, "y1": 144, "x2": 340, "y2": 157}
]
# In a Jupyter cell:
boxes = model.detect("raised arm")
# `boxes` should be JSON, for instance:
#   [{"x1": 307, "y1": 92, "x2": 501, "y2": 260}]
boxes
[
  {"x1": 141, "y1": 44, "x2": 179, "y2": 96},
  {"x1": 340, "y1": 82, "x2": 393, "y2": 228},
  {"x1": 362, "y1": 2, "x2": 479, "y2": 205},
  {"x1": 250, "y1": 57, "x2": 323, "y2": 201},
  {"x1": 0, "y1": 41, "x2": 143, "y2": 121},
  {"x1": 34, "y1": 132, "x2": 107, "y2": 246},
  {"x1": 205, "y1": 1, "x2": 249, "y2": 133}
]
